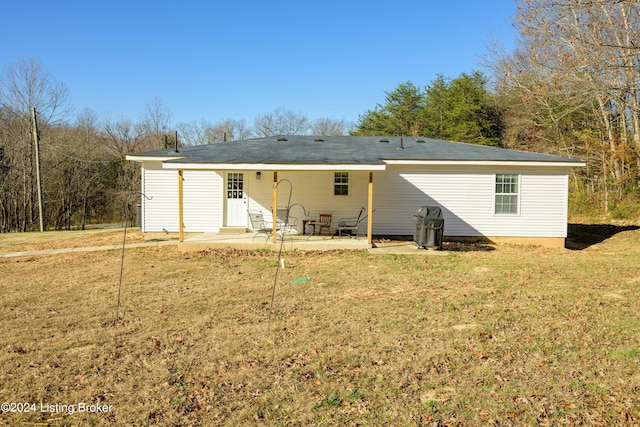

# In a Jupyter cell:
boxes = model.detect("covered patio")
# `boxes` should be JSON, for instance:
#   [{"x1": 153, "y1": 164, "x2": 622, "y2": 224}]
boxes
[{"x1": 174, "y1": 168, "x2": 378, "y2": 246}]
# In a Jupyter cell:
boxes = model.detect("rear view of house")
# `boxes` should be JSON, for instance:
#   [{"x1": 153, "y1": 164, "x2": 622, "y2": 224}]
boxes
[{"x1": 126, "y1": 136, "x2": 584, "y2": 248}]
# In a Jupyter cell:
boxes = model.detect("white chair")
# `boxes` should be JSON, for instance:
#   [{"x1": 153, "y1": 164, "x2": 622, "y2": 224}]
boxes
[
  {"x1": 337, "y1": 207, "x2": 365, "y2": 239},
  {"x1": 276, "y1": 207, "x2": 299, "y2": 233},
  {"x1": 248, "y1": 212, "x2": 273, "y2": 241},
  {"x1": 249, "y1": 211, "x2": 298, "y2": 242}
]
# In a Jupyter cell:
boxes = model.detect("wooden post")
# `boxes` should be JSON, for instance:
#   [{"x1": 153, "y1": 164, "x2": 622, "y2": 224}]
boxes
[
  {"x1": 272, "y1": 171, "x2": 278, "y2": 243},
  {"x1": 178, "y1": 170, "x2": 184, "y2": 242},
  {"x1": 368, "y1": 172, "x2": 373, "y2": 245},
  {"x1": 32, "y1": 108, "x2": 44, "y2": 232}
]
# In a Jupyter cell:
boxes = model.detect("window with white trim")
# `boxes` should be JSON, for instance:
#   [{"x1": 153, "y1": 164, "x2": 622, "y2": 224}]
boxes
[
  {"x1": 495, "y1": 174, "x2": 519, "y2": 214},
  {"x1": 334, "y1": 172, "x2": 349, "y2": 196}
]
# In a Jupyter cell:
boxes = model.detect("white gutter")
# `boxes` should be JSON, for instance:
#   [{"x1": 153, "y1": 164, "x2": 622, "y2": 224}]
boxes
[
  {"x1": 383, "y1": 160, "x2": 586, "y2": 167},
  {"x1": 160, "y1": 162, "x2": 387, "y2": 171},
  {"x1": 125, "y1": 155, "x2": 184, "y2": 162}
]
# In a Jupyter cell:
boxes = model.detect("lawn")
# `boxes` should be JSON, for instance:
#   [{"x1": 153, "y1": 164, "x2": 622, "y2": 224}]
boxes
[{"x1": 0, "y1": 226, "x2": 638, "y2": 426}]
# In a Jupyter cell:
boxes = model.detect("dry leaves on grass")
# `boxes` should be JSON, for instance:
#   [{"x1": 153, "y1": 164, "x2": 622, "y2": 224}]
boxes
[{"x1": 1, "y1": 229, "x2": 640, "y2": 425}]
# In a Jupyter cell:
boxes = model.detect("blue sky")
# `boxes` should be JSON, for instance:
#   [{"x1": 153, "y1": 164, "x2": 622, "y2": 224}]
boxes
[{"x1": 1, "y1": 0, "x2": 517, "y2": 127}]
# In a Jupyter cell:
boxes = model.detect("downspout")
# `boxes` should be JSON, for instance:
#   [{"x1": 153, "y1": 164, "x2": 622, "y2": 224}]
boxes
[
  {"x1": 272, "y1": 171, "x2": 278, "y2": 243},
  {"x1": 368, "y1": 172, "x2": 373, "y2": 245},
  {"x1": 178, "y1": 170, "x2": 184, "y2": 241}
]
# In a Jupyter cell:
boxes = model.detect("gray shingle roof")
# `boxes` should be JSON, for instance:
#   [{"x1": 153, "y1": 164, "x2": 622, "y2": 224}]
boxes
[{"x1": 129, "y1": 136, "x2": 583, "y2": 165}]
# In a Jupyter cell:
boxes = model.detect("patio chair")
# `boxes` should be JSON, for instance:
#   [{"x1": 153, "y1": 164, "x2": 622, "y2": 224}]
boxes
[
  {"x1": 337, "y1": 207, "x2": 366, "y2": 239},
  {"x1": 276, "y1": 207, "x2": 299, "y2": 229},
  {"x1": 249, "y1": 211, "x2": 298, "y2": 243},
  {"x1": 248, "y1": 212, "x2": 273, "y2": 241},
  {"x1": 316, "y1": 213, "x2": 332, "y2": 235}
]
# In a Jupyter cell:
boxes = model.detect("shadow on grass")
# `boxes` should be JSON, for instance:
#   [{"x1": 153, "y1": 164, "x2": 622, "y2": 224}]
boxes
[
  {"x1": 443, "y1": 241, "x2": 496, "y2": 252},
  {"x1": 373, "y1": 239, "x2": 496, "y2": 252},
  {"x1": 566, "y1": 223, "x2": 640, "y2": 250}
]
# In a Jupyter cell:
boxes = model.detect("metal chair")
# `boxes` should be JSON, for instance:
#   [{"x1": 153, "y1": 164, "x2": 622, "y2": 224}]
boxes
[
  {"x1": 248, "y1": 212, "x2": 273, "y2": 241},
  {"x1": 337, "y1": 207, "x2": 366, "y2": 239},
  {"x1": 249, "y1": 211, "x2": 298, "y2": 243},
  {"x1": 276, "y1": 207, "x2": 299, "y2": 230}
]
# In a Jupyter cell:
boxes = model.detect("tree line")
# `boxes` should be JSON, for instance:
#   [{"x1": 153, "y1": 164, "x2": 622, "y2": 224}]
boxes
[
  {"x1": 2, "y1": 0, "x2": 639, "y2": 232},
  {"x1": 352, "y1": 72, "x2": 502, "y2": 146},
  {"x1": 493, "y1": 0, "x2": 640, "y2": 216},
  {"x1": 0, "y1": 59, "x2": 353, "y2": 232},
  {"x1": 355, "y1": 0, "x2": 640, "y2": 218}
]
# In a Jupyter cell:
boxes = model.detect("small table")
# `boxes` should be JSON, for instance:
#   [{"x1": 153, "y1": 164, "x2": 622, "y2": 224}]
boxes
[
  {"x1": 308, "y1": 220, "x2": 330, "y2": 235},
  {"x1": 303, "y1": 219, "x2": 329, "y2": 235},
  {"x1": 302, "y1": 219, "x2": 312, "y2": 235}
]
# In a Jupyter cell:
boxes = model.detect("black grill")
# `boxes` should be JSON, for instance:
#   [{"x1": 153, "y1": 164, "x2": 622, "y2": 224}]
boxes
[{"x1": 412, "y1": 206, "x2": 444, "y2": 250}]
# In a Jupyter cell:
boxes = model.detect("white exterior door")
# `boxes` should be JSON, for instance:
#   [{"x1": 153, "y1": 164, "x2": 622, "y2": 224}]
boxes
[{"x1": 225, "y1": 172, "x2": 246, "y2": 227}]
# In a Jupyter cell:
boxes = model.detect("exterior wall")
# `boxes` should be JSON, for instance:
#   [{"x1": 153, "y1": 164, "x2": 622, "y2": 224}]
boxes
[
  {"x1": 141, "y1": 166, "x2": 369, "y2": 234},
  {"x1": 245, "y1": 170, "x2": 370, "y2": 233},
  {"x1": 182, "y1": 170, "x2": 223, "y2": 232},
  {"x1": 141, "y1": 163, "x2": 224, "y2": 233},
  {"x1": 141, "y1": 162, "x2": 178, "y2": 232},
  {"x1": 373, "y1": 165, "x2": 569, "y2": 238},
  {"x1": 140, "y1": 163, "x2": 570, "y2": 239}
]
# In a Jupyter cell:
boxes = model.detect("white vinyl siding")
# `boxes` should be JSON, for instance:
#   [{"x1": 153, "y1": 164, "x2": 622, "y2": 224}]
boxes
[
  {"x1": 373, "y1": 165, "x2": 569, "y2": 238},
  {"x1": 141, "y1": 163, "x2": 223, "y2": 233},
  {"x1": 141, "y1": 162, "x2": 179, "y2": 232},
  {"x1": 139, "y1": 163, "x2": 570, "y2": 239},
  {"x1": 182, "y1": 170, "x2": 223, "y2": 232}
]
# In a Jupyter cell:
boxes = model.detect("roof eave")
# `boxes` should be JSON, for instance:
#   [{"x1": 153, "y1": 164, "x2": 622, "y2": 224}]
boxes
[
  {"x1": 383, "y1": 159, "x2": 586, "y2": 167},
  {"x1": 161, "y1": 162, "x2": 387, "y2": 171},
  {"x1": 126, "y1": 155, "x2": 184, "y2": 162}
]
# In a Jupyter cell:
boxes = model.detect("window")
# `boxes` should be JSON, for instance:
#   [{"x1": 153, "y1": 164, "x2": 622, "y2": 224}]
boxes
[
  {"x1": 495, "y1": 174, "x2": 518, "y2": 214},
  {"x1": 334, "y1": 172, "x2": 349, "y2": 196},
  {"x1": 227, "y1": 173, "x2": 243, "y2": 199}
]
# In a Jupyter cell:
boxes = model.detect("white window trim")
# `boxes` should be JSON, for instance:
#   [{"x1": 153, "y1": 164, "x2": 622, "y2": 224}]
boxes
[
  {"x1": 494, "y1": 173, "x2": 520, "y2": 215},
  {"x1": 334, "y1": 171, "x2": 350, "y2": 197}
]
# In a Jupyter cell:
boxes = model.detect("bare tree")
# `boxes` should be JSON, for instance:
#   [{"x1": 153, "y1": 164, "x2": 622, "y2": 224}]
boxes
[
  {"x1": 204, "y1": 118, "x2": 252, "y2": 142},
  {"x1": 0, "y1": 58, "x2": 71, "y2": 231},
  {"x1": 101, "y1": 116, "x2": 146, "y2": 156},
  {"x1": 0, "y1": 58, "x2": 71, "y2": 125},
  {"x1": 177, "y1": 120, "x2": 210, "y2": 146},
  {"x1": 140, "y1": 97, "x2": 173, "y2": 150},
  {"x1": 178, "y1": 118, "x2": 252, "y2": 145},
  {"x1": 253, "y1": 108, "x2": 310, "y2": 137},
  {"x1": 311, "y1": 118, "x2": 353, "y2": 136},
  {"x1": 490, "y1": 0, "x2": 640, "y2": 211}
]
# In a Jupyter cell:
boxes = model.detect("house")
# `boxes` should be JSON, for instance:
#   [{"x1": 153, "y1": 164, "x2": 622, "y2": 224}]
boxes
[{"x1": 126, "y1": 135, "x2": 585, "y2": 248}]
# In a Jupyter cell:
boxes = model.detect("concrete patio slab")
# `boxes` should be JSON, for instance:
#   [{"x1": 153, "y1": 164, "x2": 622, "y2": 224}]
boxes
[{"x1": 178, "y1": 232, "x2": 372, "y2": 252}]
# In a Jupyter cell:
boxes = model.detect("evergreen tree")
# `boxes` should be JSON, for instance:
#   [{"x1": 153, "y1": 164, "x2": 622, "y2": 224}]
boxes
[
  {"x1": 353, "y1": 82, "x2": 424, "y2": 136},
  {"x1": 432, "y1": 71, "x2": 501, "y2": 145},
  {"x1": 354, "y1": 72, "x2": 502, "y2": 146}
]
